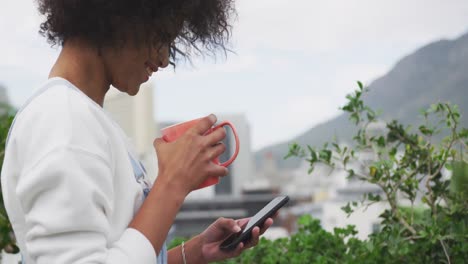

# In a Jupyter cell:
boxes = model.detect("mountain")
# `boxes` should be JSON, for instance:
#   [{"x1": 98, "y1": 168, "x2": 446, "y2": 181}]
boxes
[{"x1": 255, "y1": 31, "x2": 468, "y2": 170}]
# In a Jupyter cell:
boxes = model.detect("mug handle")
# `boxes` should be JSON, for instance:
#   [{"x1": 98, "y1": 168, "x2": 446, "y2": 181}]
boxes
[{"x1": 212, "y1": 121, "x2": 240, "y2": 167}]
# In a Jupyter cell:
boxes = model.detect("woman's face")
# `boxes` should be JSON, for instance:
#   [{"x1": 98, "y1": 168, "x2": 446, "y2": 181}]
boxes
[{"x1": 103, "y1": 42, "x2": 170, "y2": 95}]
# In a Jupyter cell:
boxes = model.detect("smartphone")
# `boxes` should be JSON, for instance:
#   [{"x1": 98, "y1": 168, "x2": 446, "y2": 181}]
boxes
[{"x1": 219, "y1": 195, "x2": 290, "y2": 251}]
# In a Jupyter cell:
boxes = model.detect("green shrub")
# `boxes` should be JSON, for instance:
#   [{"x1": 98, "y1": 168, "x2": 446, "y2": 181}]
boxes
[
  {"x1": 0, "y1": 104, "x2": 18, "y2": 254},
  {"x1": 219, "y1": 82, "x2": 467, "y2": 263},
  {"x1": 219, "y1": 215, "x2": 367, "y2": 264}
]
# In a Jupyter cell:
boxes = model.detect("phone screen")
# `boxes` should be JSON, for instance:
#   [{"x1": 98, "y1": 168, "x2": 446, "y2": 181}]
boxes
[
  {"x1": 241, "y1": 196, "x2": 286, "y2": 234},
  {"x1": 220, "y1": 195, "x2": 289, "y2": 251}
]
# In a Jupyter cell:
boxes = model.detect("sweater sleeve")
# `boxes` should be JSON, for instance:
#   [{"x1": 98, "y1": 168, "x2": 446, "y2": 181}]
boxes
[{"x1": 15, "y1": 145, "x2": 157, "y2": 264}]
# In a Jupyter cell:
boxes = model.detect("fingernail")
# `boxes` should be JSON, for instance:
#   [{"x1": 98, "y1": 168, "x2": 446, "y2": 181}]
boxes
[
  {"x1": 208, "y1": 114, "x2": 217, "y2": 123},
  {"x1": 234, "y1": 225, "x2": 241, "y2": 232}
]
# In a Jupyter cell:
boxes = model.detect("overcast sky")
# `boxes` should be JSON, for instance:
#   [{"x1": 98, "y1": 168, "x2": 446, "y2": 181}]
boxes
[{"x1": 1, "y1": 0, "x2": 468, "y2": 151}]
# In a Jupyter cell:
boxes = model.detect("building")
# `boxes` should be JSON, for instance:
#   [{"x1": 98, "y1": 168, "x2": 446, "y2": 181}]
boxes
[
  {"x1": 173, "y1": 193, "x2": 296, "y2": 238},
  {"x1": 284, "y1": 137, "x2": 389, "y2": 240},
  {"x1": 215, "y1": 113, "x2": 255, "y2": 196},
  {"x1": 103, "y1": 82, "x2": 158, "y2": 181},
  {"x1": 283, "y1": 162, "x2": 340, "y2": 201},
  {"x1": 255, "y1": 152, "x2": 294, "y2": 194},
  {"x1": 289, "y1": 190, "x2": 387, "y2": 240}
]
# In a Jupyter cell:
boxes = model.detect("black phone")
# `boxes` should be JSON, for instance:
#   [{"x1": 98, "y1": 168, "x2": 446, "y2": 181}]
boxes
[{"x1": 219, "y1": 195, "x2": 289, "y2": 251}]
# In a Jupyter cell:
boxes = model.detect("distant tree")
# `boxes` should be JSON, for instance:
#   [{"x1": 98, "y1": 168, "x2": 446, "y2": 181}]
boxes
[
  {"x1": 0, "y1": 84, "x2": 11, "y2": 108},
  {"x1": 0, "y1": 101, "x2": 18, "y2": 255},
  {"x1": 213, "y1": 82, "x2": 467, "y2": 263}
]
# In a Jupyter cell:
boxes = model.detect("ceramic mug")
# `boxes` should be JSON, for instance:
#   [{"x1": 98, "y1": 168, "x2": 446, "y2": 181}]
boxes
[{"x1": 161, "y1": 118, "x2": 240, "y2": 189}]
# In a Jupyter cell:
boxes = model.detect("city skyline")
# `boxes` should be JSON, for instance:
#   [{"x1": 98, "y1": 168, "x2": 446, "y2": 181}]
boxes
[{"x1": 1, "y1": 0, "x2": 468, "y2": 151}]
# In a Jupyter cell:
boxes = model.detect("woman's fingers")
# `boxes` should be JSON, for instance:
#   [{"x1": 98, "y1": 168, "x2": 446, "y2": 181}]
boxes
[
  {"x1": 206, "y1": 126, "x2": 226, "y2": 144},
  {"x1": 207, "y1": 142, "x2": 226, "y2": 160},
  {"x1": 235, "y1": 218, "x2": 250, "y2": 228},
  {"x1": 259, "y1": 218, "x2": 274, "y2": 235},
  {"x1": 222, "y1": 242, "x2": 245, "y2": 259},
  {"x1": 153, "y1": 114, "x2": 233, "y2": 191},
  {"x1": 245, "y1": 227, "x2": 261, "y2": 249},
  {"x1": 208, "y1": 167, "x2": 229, "y2": 179},
  {"x1": 192, "y1": 114, "x2": 217, "y2": 135},
  {"x1": 216, "y1": 217, "x2": 242, "y2": 234}
]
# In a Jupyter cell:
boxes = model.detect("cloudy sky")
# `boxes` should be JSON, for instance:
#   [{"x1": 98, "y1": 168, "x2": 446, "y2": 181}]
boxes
[{"x1": 1, "y1": 0, "x2": 468, "y2": 151}]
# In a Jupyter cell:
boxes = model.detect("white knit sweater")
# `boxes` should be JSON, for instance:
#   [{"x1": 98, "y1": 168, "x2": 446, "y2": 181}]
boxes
[{"x1": 1, "y1": 78, "x2": 161, "y2": 263}]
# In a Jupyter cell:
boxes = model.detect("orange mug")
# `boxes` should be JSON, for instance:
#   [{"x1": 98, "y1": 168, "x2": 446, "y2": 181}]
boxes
[{"x1": 161, "y1": 118, "x2": 240, "y2": 189}]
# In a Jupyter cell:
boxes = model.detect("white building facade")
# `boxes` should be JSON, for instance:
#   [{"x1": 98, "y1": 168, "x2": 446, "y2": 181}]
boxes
[{"x1": 104, "y1": 82, "x2": 159, "y2": 182}]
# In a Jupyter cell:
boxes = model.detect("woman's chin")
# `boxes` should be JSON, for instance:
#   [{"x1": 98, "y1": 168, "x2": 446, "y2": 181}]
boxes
[
  {"x1": 126, "y1": 85, "x2": 140, "y2": 96},
  {"x1": 112, "y1": 81, "x2": 140, "y2": 96}
]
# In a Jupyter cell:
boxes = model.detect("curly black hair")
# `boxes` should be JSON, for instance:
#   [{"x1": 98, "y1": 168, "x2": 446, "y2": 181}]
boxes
[{"x1": 36, "y1": 0, "x2": 236, "y2": 65}]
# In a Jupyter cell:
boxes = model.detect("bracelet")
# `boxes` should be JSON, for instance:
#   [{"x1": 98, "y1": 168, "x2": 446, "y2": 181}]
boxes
[{"x1": 181, "y1": 241, "x2": 187, "y2": 264}]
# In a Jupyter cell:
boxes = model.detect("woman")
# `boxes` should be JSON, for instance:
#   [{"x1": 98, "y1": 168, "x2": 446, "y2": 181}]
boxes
[{"x1": 1, "y1": 0, "x2": 274, "y2": 263}]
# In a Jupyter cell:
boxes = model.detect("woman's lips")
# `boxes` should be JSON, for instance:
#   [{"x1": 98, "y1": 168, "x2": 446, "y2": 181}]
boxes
[
  {"x1": 145, "y1": 66, "x2": 153, "y2": 77},
  {"x1": 145, "y1": 61, "x2": 158, "y2": 72},
  {"x1": 144, "y1": 61, "x2": 158, "y2": 78}
]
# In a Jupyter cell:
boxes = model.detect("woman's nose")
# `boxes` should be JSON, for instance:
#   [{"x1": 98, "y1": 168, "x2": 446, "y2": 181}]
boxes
[
  {"x1": 158, "y1": 46, "x2": 170, "y2": 68},
  {"x1": 159, "y1": 56, "x2": 169, "y2": 68}
]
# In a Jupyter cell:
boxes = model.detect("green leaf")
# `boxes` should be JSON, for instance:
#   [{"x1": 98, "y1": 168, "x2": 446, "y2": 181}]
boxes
[
  {"x1": 297, "y1": 214, "x2": 313, "y2": 227},
  {"x1": 332, "y1": 143, "x2": 341, "y2": 153},
  {"x1": 341, "y1": 203, "x2": 354, "y2": 216},
  {"x1": 309, "y1": 149, "x2": 318, "y2": 163},
  {"x1": 377, "y1": 136, "x2": 386, "y2": 147},
  {"x1": 419, "y1": 125, "x2": 433, "y2": 136},
  {"x1": 368, "y1": 193, "x2": 381, "y2": 202},
  {"x1": 350, "y1": 113, "x2": 360, "y2": 125},
  {"x1": 344, "y1": 156, "x2": 350, "y2": 167},
  {"x1": 445, "y1": 163, "x2": 453, "y2": 171},
  {"x1": 285, "y1": 142, "x2": 303, "y2": 159},
  {"x1": 319, "y1": 149, "x2": 332, "y2": 163},
  {"x1": 357, "y1": 81, "x2": 364, "y2": 89}
]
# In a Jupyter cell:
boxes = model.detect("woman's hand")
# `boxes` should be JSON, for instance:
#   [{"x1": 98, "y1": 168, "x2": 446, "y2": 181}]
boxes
[
  {"x1": 153, "y1": 114, "x2": 228, "y2": 194},
  {"x1": 133, "y1": 114, "x2": 230, "y2": 254},
  {"x1": 198, "y1": 217, "x2": 274, "y2": 262}
]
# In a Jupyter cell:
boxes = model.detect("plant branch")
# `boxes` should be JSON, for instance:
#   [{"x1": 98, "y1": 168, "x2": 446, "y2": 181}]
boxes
[
  {"x1": 363, "y1": 200, "x2": 381, "y2": 212},
  {"x1": 378, "y1": 182, "x2": 417, "y2": 235},
  {"x1": 460, "y1": 140, "x2": 467, "y2": 149},
  {"x1": 410, "y1": 200, "x2": 414, "y2": 226},
  {"x1": 425, "y1": 124, "x2": 457, "y2": 217},
  {"x1": 440, "y1": 239, "x2": 451, "y2": 264},
  {"x1": 403, "y1": 235, "x2": 424, "y2": 241}
]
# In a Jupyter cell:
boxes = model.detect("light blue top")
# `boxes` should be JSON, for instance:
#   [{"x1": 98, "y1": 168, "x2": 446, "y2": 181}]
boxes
[{"x1": 128, "y1": 154, "x2": 168, "y2": 264}]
